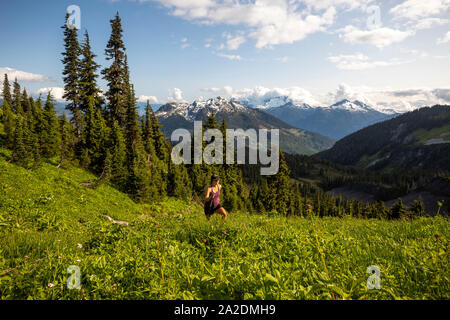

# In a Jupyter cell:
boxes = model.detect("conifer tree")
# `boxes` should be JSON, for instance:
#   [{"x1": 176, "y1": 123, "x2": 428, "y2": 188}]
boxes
[
  {"x1": 102, "y1": 12, "x2": 127, "y2": 127},
  {"x1": 1, "y1": 84, "x2": 15, "y2": 147},
  {"x1": 61, "y1": 13, "x2": 82, "y2": 137},
  {"x1": 2, "y1": 74, "x2": 12, "y2": 107},
  {"x1": 265, "y1": 150, "x2": 291, "y2": 215},
  {"x1": 41, "y1": 93, "x2": 61, "y2": 158},
  {"x1": 82, "y1": 96, "x2": 109, "y2": 173},
  {"x1": 21, "y1": 89, "x2": 31, "y2": 114},
  {"x1": 79, "y1": 30, "x2": 103, "y2": 112},
  {"x1": 12, "y1": 78, "x2": 23, "y2": 114},
  {"x1": 11, "y1": 116, "x2": 30, "y2": 166},
  {"x1": 58, "y1": 113, "x2": 75, "y2": 167},
  {"x1": 109, "y1": 120, "x2": 127, "y2": 187}
]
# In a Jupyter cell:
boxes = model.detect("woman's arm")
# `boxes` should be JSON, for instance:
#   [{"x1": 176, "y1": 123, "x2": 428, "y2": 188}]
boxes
[{"x1": 204, "y1": 187, "x2": 212, "y2": 201}]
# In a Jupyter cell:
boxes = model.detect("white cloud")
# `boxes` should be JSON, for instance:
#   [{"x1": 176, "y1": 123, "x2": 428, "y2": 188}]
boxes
[
  {"x1": 223, "y1": 33, "x2": 246, "y2": 51},
  {"x1": 0, "y1": 67, "x2": 51, "y2": 82},
  {"x1": 168, "y1": 88, "x2": 187, "y2": 103},
  {"x1": 36, "y1": 87, "x2": 66, "y2": 101},
  {"x1": 328, "y1": 53, "x2": 412, "y2": 70},
  {"x1": 137, "y1": 95, "x2": 159, "y2": 103},
  {"x1": 202, "y1": 86, "x2": 234, "y2": 96},
  {"x1": 231, "y1": 86, "x2": 321, "y2": 106},
  {"x1": 215, "y1": 53, "x2": 244, "y2": 61},
  {"x1": 302, "y1": 0, "x2": 375, "y2": 11},
  {"x1": 437, "y1": 31, "x2": 450, "y2": 44},
  {"x1": 390, "y1": 0, "x2": 450, "y2": 21},
  {"x1": 413, "y1": 18, "x2": 448, "y2": 30},
  {"x1": 150, "y1": 0, "x2": 338, "y2": 48},
  {"x1": 338, "y1": 25, "x2": 414, "y2": 48}
]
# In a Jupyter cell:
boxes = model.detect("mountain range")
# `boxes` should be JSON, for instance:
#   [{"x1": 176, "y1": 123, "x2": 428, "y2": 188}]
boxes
[
  {"x1": 237, "y1": 96, "x2": 400, "y2": 140},
  {"x1": 155, "y1": 97, "x2": 335, "y2": 155}
]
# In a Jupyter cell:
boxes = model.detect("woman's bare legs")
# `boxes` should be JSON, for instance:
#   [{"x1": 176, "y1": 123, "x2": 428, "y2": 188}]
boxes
[{"x1": 215, "y1": 207, "x2": 227, "y2": 220}]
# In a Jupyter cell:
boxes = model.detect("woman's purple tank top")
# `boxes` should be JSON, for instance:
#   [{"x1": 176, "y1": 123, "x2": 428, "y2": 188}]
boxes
[{"x1": 210, "y1": 185, "x2": 220, "y2": 207}]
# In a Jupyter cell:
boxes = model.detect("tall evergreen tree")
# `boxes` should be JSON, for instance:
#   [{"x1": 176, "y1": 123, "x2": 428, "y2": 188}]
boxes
[
  {"x1": 61, "y1": 12, "x2": 82, "y2": 137},
  {"x1": 2, "y1": 74, "x2": 12, "y2": 107},
  {"x1": 12, "y1": 78, "x2": 23, "y2": 114},
  {"x1": 102, "y1": 12, "x2": 127, "y2": 127},
  {"x1": 41, "y1": 93, "x2": 61, "y2": 158},
  {"x1": 58, "y1": 113, "x2": 75, "y2": 167},
  {"x1": 79, "y1": 30, "x2": 103, "y2": 112},
  {"x1": 109, "y1": 120, "x2": 127, "y2": 187}
]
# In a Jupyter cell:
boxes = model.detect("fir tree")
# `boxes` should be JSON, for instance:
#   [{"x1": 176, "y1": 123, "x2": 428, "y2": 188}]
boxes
[
  {"x1": 41, "y1": 93, "x2": 61, "y2": 158},
  {"x1": 102, "y1": 12, "x2": 127, "y2": 127},
  {"x1": 58, "y1": 113, "x2": 76, "y2": 167},
  {"x1": 12, "y1": 78, "x2": 23, "y2": 114},
  {"x1": 109, "y1": 120, "x2": 127, "y2": 187},
  {"x1": 11, "y1": 116, "x2": 30, "y2": 166},
  {"x1": 79, "y1": 30, "x2": 103, "y2": 112},
  {"x1": 61, "y1": 13, "x2": 82, "y2": 137},
  {"x1": 2, "y1": 74, "x2": 12, "y2": 107}
]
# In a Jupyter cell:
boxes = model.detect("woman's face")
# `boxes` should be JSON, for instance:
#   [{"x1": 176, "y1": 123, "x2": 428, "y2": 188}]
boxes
[{"x1": 212, "y1": 179, "x2": 219, "y2": 186}]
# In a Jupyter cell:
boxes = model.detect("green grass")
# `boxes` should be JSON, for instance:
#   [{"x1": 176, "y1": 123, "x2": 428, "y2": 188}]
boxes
[
  {"x1": 411, "y1": 125, "x2": 450, "y2": 146},
  {"x1": 0, "y1": 149, "x2": 449, "y2": 300}
]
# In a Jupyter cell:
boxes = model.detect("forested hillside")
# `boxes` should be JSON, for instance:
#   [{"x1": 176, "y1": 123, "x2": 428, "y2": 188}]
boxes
[{"x1": 318, "y1": 105, "x2": 450, "y2": 171}]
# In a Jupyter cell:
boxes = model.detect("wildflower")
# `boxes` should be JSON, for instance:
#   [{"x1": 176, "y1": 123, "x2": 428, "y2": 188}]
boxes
[
  {"x1": 434, "y1": 233, "x2": 441, "y2": 239},
  {"x1": 203, "y1": 239, "x2": 207, "y2": 243},
  {"x1": 77, "y1": 243, "x2": 83, "y2": 249},
  {"x1": 306, "y1": 204, "x2": 313, "y2": 211},
  {"x1": 48, "y1": 283, "x2": 54, "y2": 288},
  {"x1": 155, "y1": 222, "x2": 159, "y2": 226},
  {"x1": 222, "y1": 230, "x2": 227, "y2": 235},
  {"x1": 163, "y1": 240, "x2": 167, "y2": 244},
  {"x1": 143, "y1": 262, "x2": 148, "y2": 267},
  {"x1": 57, "y1": 240, "x2": 61, "y2": 242},
  {"x1": 24, "y1": 255, "x2": 29, "y2": 259},
  {"x1": 76, "y1": 259, "x2": 81, "y2": 263}
]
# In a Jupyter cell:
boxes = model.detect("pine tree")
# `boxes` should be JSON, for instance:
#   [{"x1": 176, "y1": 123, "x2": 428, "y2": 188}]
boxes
[
  {"x1": 109, "y1": 120, "x2": 127, "y2": 187},
  {"x1": 82, "y1": 96, "x2": 109, "y2": 173},
  {"x1": 21, "y1": 89, "x2": 32, "y2": 114},
  {"x1": 58, "y1": 113, "x2": 76, "y2": 167},
  {"x1": 389, "y1": 199, "x2": 406, "y2": 220},
  {"x1": 11, "y1": 116, "x2": 30, "y2": 166},
  {"x1": 41, "y1": 93, "x2": 61, "y2": 158},
  {"x1": 102, "y1": 12, "x2": 127, "y2": 127},
  {"x1": 12, "y1": 78, "x2": 23, "y2": 114},
  {"x1": 2, "y1": 74, "x2": 12, "y2": 107},
  {"x1": 79, "y1": 30, "x2": 103, "y2": 112},
  {"x1": 61, "y1": 13, "x2": 82, "y2": 137},
  {"x1": 265, "y1": 150, "x2": 291, "y2": 215}
]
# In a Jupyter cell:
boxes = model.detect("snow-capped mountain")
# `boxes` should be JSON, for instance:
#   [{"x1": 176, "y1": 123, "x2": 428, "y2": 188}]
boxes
[
  {"x1": 242, "y1": 98, "x2": 401, "y2": 140},
  {"x1": 155, "y1": 97, "x2": 335, "y2": 155},
  {"x1": 157, "y1": 97, "x2": 247, "y2": 120}
]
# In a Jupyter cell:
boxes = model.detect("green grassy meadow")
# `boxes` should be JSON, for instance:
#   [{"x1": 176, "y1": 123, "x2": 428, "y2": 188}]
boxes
[{"x1": 0, "y1": 149, "x2": 448, "y2": 300}]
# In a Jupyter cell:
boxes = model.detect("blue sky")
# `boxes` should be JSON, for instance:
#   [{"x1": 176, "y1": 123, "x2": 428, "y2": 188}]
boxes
[{"x1": 1, "y1": 0, "x2": 449, "y2": 111}]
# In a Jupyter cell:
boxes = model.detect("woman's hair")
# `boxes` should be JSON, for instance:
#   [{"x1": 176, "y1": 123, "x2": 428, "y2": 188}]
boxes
[{"x1": 211, "y1": 174, "x2": 219, "y2": 184}]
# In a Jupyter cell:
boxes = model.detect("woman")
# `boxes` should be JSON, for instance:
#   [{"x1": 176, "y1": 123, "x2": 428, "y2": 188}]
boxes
[{"x1": 204, "y1": 174, "x2": 227, "y2": 220}]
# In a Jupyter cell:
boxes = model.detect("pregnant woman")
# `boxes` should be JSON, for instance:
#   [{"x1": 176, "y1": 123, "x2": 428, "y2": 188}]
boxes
[{"x1": 204, "y1": 174, "x2": 227, "y2": 220}]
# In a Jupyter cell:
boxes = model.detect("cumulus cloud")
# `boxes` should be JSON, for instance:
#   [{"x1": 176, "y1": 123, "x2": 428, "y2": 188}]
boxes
[
  {"x1": 0, "y1": 67, "x2": 51, "y2": 82},
  {"x1": 231, "y1": 86, "x2": 321, "y2": 106},
  {"x1": 137, "y1": 95, "x2": 159, "y2": 103},
  {"x1": 168, "y1": 88, "x2": 187, "y2": 103},
  {"x1": 390, "y1": 0, "x2": 450, "y2": 21},
  {"x1": 437, "y1": 31, "x2": 450, "y2": 44},
  {"x1": 149, "y1": 0, "x2": 339, "y2": 48},
  {"x1": 36, "y1": 87, "x2": 66, "y2": 101},
  {"x1": 338, "y1": 25, "x2": 414, "y2": 48},
  {"x1": 324, "y1": 84, "x2": 450, "y2": 112},
  {"x1": 328, "y1": 53, "x2": 412, "y2": 70}
]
